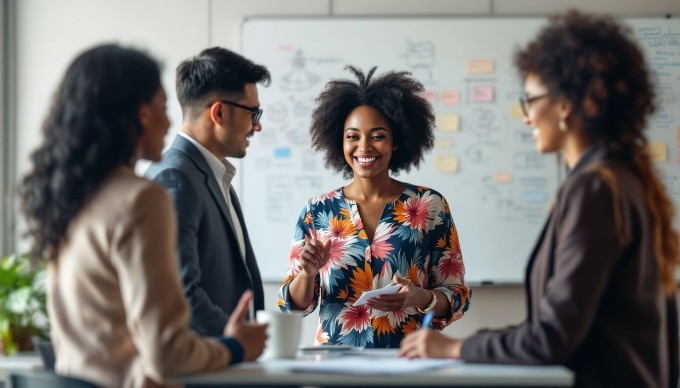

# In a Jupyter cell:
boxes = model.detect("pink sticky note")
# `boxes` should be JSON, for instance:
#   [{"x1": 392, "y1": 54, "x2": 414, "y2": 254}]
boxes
[
  {"x1": 441, "y1": 90, "x2": 460, "y2": 106},
  {"x1": 420, "y1": 89, "x2": 437, "y2": 104},
  {"x1": 473, "y1": 85, "x2": 495, "y2": 103}
]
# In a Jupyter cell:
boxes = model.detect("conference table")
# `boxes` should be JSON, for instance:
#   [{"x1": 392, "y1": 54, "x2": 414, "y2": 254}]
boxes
[
  {"x1": 176, "y1": 348, "x2": 574, "y2": 387},
  {"x1": 0, "y1": 349, "x2": 573, "y2": 387}
]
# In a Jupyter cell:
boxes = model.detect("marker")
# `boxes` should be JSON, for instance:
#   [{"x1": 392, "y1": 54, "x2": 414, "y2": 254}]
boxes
[{"x1": 421, "y1": 311, "x2": 434, "y2": 329}]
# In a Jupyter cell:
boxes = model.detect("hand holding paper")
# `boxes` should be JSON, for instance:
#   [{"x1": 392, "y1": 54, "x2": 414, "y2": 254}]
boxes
[{"x1": 353, "y1": 284, "x2": 401, "y2": 306}]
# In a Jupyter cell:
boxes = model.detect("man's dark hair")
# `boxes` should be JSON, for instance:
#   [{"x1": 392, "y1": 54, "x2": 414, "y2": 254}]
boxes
[{"x1": 176, "y1": 47, "x2": 271, "y2": 119}]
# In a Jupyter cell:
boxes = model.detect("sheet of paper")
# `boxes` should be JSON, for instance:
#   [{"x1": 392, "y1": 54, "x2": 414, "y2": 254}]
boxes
[
  {"x1": 290, "y1": 356, "x2": 460, "y2": 375},
  {"x1": 353, "y1": 284, "x2": 401, "y2": 306}
]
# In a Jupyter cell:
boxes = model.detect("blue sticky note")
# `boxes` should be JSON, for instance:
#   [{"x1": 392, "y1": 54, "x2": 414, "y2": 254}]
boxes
[{"x1": 274, "y1": 147, "x2": 291, "y2": 158}]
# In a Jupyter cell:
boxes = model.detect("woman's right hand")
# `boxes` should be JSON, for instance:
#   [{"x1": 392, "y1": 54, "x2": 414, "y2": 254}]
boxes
[
  {"x1": 298, "y1": 238, "x2": 332, "y2": 278},
  {"x1": 224, "y1": 290, "x2": 268, "y2": 361}
]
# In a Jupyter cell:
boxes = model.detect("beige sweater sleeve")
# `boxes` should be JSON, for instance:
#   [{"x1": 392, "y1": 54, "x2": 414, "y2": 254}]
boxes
[{"x1": 110, "y1": 183, "x2": 231, "y2": 382}]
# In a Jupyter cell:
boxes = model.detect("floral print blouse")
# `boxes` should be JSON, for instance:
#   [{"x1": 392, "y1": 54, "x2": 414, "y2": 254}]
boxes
[{"x1": 278, "y1": 183, "x2": 471, "y2": 348}]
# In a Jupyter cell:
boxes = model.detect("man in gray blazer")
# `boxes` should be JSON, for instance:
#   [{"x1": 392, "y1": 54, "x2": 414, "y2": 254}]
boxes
[{"x1": 145, "y1": 47, "x2": 269, "y2": 335}]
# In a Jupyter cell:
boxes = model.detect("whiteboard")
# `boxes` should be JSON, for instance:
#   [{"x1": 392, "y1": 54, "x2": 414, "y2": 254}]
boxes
[{"x1": 240, "y1": 17, "x2": 680, "y2": 283}]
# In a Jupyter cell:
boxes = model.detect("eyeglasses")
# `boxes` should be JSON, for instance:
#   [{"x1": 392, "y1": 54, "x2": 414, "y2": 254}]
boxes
[
  {"x1": 518, "y1": 94, "x2": 549, "y2": 117},
  {"x1": 219, "y1": 100, "x2": 263, "y2": 125}
]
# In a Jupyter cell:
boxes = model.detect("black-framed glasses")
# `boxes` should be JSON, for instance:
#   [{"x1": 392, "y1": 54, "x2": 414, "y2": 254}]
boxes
[
  {"x1": 518, "y1": 94, "x2": 549, "y2": 117},
  {"x1": 219, "y1": 100, "x2": 263, "y2": 125}
]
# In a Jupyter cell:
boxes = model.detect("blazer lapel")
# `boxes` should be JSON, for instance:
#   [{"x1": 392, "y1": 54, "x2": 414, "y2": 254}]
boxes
[{"x1": 172, "y1": 136, "x2": 239, "y2": 244}]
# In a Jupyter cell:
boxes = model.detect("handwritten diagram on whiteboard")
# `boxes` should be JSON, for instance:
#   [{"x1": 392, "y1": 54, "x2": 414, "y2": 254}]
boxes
[{"x1": 241, "y1": 17, "x2": 680, "y2": 282}]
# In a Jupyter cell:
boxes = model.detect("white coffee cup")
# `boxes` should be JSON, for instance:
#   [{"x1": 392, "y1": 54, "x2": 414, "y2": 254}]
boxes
[{"x1": 256, "y1": 310, "x2": 304, "y2": 360}]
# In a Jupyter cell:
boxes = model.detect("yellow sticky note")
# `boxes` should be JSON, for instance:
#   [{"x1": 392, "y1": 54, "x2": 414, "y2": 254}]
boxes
[
  {"x1": 465, "y1": 59, "x2": 495, "y2": 74},
  {"x1": 435, "y1": 155, "x2": 459, "y2": 173},
  {"x1": 436, "y1": 114, "x2": 460, "y2": 132},
  {"x1": 648, "y1": 142, "x2": 667, "y2": 162},
  {"x1": 493, "y1": 171, "x2": 513, "y2": 183},
  {"x1": 435, "y1": 139, "x2": 454, "y2": 148},
  {"x1": 511, "y1": 103, "x2": 524, "y2": 118}
]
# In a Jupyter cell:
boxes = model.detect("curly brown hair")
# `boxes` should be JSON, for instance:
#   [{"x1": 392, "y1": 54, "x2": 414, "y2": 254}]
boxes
[
  {"x1": 515, "y1": 10, "x2": 678, "y2": 295},
  {"x1": 19, "y1": 45, "x2": 161, "y2": 261},
  {"x1": 310, "y1": 66, "x2": 435, "y2": 179}
]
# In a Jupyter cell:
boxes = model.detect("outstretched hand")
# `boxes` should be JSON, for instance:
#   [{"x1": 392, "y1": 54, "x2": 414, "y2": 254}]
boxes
[
  {"x1": 224, "y1": 290, "x2": 268, "y2": 361},
  {"x1": 298, "y1": 238, "x2": 332, "y2": 278}
]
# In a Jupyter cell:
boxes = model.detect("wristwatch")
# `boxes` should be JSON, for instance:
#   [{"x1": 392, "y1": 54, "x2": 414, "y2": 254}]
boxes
[{"x1": 417, "y1": 290, "x2": 437, "y2": 314}]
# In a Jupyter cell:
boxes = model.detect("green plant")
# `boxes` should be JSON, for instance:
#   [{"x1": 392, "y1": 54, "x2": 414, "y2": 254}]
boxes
[{"x1": 0, "y1": 254, "x2": 48, "y2": 354}]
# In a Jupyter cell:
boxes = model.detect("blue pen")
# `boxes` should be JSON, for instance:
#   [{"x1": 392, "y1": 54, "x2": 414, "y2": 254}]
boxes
[{"x1": 421, "y1": 311, "x2": 434, "y2": 329}]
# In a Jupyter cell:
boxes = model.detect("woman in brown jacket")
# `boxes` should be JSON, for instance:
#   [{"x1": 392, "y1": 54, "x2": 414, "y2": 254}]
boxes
[
  {"x1": 19, "y1": 44, "x2": 267, "y2": 387},
  {"x1": 400, "y1": 11, "x2": 679, "y2": 388}
]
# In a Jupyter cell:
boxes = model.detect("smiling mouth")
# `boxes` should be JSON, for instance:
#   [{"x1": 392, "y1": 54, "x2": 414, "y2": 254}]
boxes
[{"x1": 355, "y1": 156, "x2": 379, "y2": 167}]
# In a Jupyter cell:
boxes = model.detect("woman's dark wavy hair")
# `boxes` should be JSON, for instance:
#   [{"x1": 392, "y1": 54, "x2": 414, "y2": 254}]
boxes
[
  {"x1": 19, "y1": 44, "x2": 161, "y2": 261},
  {"x1": 515, "y1": 10, "x2": 678, "y2": 295},
  {"x1": 310, "y1": 66, "x2": 435, "y2": 179}
]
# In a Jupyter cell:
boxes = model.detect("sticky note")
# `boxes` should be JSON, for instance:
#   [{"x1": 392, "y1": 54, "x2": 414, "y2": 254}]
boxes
[
  {"x1": 435, "y1": 139, "x2": 454, "y2": 148},
  {"x1": 274, "y1": 147, "x2": 291, "y2": 158},
  {"x1": 648, "y1": 142, "x2": 667, "y2": 162},
  {"x1": 441, "y1": 90, "x2": 460, "y2": 106},
  {"x1": 420, "y1": 89, "x2": 437, "y2": 104},
  {"x1": 465, "y1": 59, "x2": 495, "y2": 74},
  {"x1": 511, "y1": 103, "x2": 524, "y2": 118},
  {"x1": 493, "y1": 171, "x2": 513, "y2": 183},
  {"x1": 435, "y1": 155, "x2": 459, "y2": 173},
  {"x1": 435, "y1": 114, "x2": 460, "y2": 132},
  {"x1": 523, "y1": 191, "x2": 548, "y2": 202},
  {"x1": 473, "y1": 85, "x2": 495, "y2": 103}
]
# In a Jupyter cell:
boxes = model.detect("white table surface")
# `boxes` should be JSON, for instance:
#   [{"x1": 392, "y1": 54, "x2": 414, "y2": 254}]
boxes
[{"x1": 176, "y1": 349, "x2": 574, "y2": 387}]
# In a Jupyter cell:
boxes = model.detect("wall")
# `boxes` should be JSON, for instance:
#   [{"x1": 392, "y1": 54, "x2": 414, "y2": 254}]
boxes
[{"x1": 14, "y1": 0, "x2": 680, "y2": 344}]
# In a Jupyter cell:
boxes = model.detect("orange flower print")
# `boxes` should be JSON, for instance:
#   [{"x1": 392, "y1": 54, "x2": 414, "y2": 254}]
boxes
[
  {"x1": 329, "y1": 216, "x2": 356, "y2": 239},
  {"x1": 372, "y1": 315, "x2": 395, "y2": 336},
  {"x1": 349, "y1": 262, "x2": 374, "y2": 301}
]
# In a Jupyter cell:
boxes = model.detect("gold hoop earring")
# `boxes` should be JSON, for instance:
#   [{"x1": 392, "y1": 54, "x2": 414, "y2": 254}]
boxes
[{"x1": 558, "y1": 119, "x2": 568, "y2": 132}]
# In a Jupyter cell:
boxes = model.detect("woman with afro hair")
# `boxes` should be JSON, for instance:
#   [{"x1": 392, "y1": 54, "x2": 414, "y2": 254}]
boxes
[
  {"x1": 400, "y1": 11, "x2": 679, "y2": 388},
  {"x1": 278, "y1": 66, "x2": 471, "y2": 348}
]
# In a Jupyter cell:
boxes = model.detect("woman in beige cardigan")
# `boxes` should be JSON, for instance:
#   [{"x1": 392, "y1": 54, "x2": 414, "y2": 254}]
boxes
[{"x1": 19, "y1": 44, "x2": 267, "y2": 387}]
